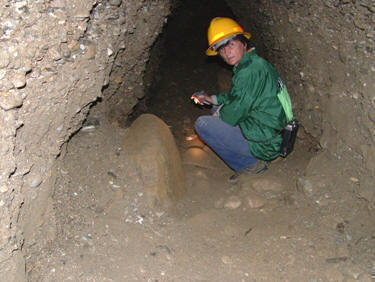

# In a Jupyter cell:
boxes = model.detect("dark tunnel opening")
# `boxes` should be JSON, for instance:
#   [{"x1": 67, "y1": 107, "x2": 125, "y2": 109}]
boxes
[{"x1": 130, "y1": 0, "x2": 244, "y2": 143}]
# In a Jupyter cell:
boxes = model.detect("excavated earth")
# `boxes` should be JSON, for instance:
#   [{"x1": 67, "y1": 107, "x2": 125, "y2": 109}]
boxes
[{"x1": 0, "y1": 0, "x2": 374, "y2": 281}]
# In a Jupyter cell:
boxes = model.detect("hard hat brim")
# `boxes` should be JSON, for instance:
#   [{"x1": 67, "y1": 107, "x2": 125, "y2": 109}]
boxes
[{"x1": 205, "y1": 32, "x2": 251, "y2": 56}]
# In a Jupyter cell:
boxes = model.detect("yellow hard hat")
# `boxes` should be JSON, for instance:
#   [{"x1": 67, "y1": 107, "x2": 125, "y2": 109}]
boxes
[{"x1": 206, "y1": 17, "x2": 251, "y2": 56}]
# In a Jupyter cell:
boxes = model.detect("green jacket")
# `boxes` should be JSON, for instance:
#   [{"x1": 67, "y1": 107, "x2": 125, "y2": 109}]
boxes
[{"x1": 216, "y1": 50, "x2": 288, "y2": 161}]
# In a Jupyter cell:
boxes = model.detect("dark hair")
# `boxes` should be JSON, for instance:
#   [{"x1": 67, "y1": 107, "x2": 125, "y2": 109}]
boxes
[
  {"x1": 217, "y1": 34, "x2": 250, "y2": 52},
  {"x1": 233, "y1": 34, "x2": 250, "y2": 50}
]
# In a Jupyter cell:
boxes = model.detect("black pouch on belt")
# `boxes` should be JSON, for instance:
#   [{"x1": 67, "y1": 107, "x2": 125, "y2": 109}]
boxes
[{"x1": 280, "y1": 119, "x2": 299, "y2": 158}]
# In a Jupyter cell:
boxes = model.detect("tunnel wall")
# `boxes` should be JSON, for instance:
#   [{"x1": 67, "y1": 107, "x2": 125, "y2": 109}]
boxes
[
  {"x1": 0, "y1": 0, "x2": 170, "y2": 280},
  {"x1": 226, "y1": 0, "x2": 374, "y2": 201}
]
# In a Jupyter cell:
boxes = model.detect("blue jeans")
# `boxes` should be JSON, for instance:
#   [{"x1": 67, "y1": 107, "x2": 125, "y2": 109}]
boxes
[{"x1": 194, "y1": 115, "x2": 258, "y2": 172}]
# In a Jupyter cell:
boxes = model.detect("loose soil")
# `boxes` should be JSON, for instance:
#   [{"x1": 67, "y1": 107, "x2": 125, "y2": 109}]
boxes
[{"x1": 27, "y1": 119, "x2": 374, "y2": 281}]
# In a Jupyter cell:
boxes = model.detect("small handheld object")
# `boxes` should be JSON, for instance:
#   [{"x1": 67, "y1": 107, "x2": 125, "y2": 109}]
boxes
[{"x1": 191, "y1": 91, "x2": 209, "y2": 105}]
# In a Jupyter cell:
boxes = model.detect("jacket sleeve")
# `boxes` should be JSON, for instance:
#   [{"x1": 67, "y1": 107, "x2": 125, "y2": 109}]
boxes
[
  {"x1": 218, "y1": 69, "x2": 265, "y2": 126},
  {"x1": 216, "y1": 92, "x2": 229, "y2": 104},
  {"x1": 216, "y1": 74, "x2": 237, "y2": 104}
]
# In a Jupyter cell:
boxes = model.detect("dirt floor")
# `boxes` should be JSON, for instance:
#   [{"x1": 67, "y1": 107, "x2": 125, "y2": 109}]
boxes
[
  {"x1": 26, "y1": 1, "x2": 375, "y2": 281},
  {"x1": 26, "y1": 103, "x2": 374, "y2": 281}
]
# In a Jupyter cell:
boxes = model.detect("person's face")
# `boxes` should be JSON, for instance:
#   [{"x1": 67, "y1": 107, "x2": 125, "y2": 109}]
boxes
[{"x1": 218, "y1": 39, "x2": 247, "y2": 66}]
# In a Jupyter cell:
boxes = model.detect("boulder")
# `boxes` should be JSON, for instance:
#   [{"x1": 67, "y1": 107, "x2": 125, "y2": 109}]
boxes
[{"x1": 123, "y1": 114, "x2": 185, "y2": 209}]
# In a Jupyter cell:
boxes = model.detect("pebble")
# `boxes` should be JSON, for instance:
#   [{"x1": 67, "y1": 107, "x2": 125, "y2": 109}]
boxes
[
  {"x1": 0, "y1": 50, "x2": 10, "y2": 68},
  {"x1": 51, "y1": 0, "x2": 66, "y2": 8},
  {"x1": 353, "y1": 19, "x2": 366, "y2": 30},
  {"x1": 297, "y1": 177, "x2": 314, "y2": 196},
  {"x1": 247, "y1": 193, "x2": 266, "y2": 209},
  {"x1": 224, "y1": 196, "x2": 242, "y2": 210},
  {"x1": 0, "y1": 185, "x2": 8, "y2": 193},
  {"x1": 81, "y1": 125, "x2": 96, "y2": 132},
  {"x1": 11, "y1": 73, "x2": 26, "y2": 88},
  {"x1": 22, "y1": 59, "x2": 32, "y2": 73},
  {"x1": 109, "y1": 0, "x2": 122, "y2": 6},
  {"x1": 139, "y1": 266, "x2": 146, "y2": 273},
  {"x1": 85, "y1": 43, "x2": 96, "y2": 60},
  {"x1": 49, "y1": 47, "x2": 62, "y2": 61},
  {"x1": 221, "y1": 256, "x2": 233, "y2": 264},
  {"x1": 14, "y1": 1, "x2": 27, "y2": 9},
  {"x1": 0, "y1": 69, "x2": 6, "y2": 80},
  {"x1": 352, "y1": 93, "x2": 360, "y2": 99},
  {"x1": 30, "y1": 178, "x2": 42, "y2": 188},
  {"x1": 350, "y1": 177, "x2": 359, "y2": 183},
  {"x1": 74, "y1": 9, "x2": 90, "y2": 20},
  {"x1": 251, "y1": 179, "x2": 284, "y2": 193},
  {"x1": 0, "y1": 91, "x2": 23, "y2": 110},
  {"x1": 114, "y1": 76, "x2": 123, "y2": 84}
]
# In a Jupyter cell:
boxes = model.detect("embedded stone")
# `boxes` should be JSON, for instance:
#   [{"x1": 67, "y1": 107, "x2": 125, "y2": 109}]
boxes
[
  {"x1": 0, "y1": 69, "x2": 6, "y2": 80},
  {"x1": 22, "y1": 59, "x2": 32, "y2": 73},
  {"x1": 123, "y1": 114, "x2": 186, "y2": 209},
  {"x1": 0, "y1": 185, "x2": 9, "y2": 193},
  {"x1": 30, "y1": 177, "x2": 42, "y2": 188},
  {"x1": 251, "y1": 178, "x2": 284, "y2": 193},
  {"x1": 297, "y1": 177, "x2": 314, "y2": 196},
  {"x1": 353, "y1": 19, "x2": 366, "y2": 30},
  {"x1": 11, "y1": 73, "x2": 26, "y2": 89},
  {"x1": 14, "y1": 1, "x2": 27, "y2": 9},
  {"x1": 0, "y1": 92, "x2": 23, "y2": 110},
  {"x1": 247, "y1": 192, "x2": 266, "y2": 209},
  {"x1": 84, "y1": 43, "x2": 96, "y2": 60},
  {"x1": 50, "y1": 0, "x2": 66, "y2": 8},
  {"x1": 224, "y1": 196, "x2": 242, "y2": 210},
  {"x1": 74, "y1": 10, "x2": 90, "y2": 20},
  {"x1": 49, "y1": 47, "x2": 62, "y2": 61},
  {"x1": 109, "y1": 0, "x2": 122, "y2": 6},
  {"x1": 221, "y1": 256, "x2": 233, "y2": 265},
  {"x1": 0, "y1": 50, "x2": 10, "y2": 68}
]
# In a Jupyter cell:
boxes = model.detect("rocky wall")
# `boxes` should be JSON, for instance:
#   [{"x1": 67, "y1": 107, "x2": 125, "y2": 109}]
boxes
[
  {"x1": 226, "y1": 0, "x2": 375, "y2": 203},
  {"x1": 0, "y1": 0, "x2": 170, "y2": 280}
]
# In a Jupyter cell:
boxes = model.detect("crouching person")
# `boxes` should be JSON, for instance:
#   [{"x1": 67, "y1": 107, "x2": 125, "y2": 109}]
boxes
[{"x1": 194, "y1": 17, "x2": 293, "y2": 184}]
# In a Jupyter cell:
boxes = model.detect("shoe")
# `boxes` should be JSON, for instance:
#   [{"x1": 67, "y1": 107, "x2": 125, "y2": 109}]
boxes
[
  {"x1": 243, "y1": 160, "x2": 268, "y2": 174},
  {"x1": 228, "y1": 161, "x2": 268, "y2": 184}
]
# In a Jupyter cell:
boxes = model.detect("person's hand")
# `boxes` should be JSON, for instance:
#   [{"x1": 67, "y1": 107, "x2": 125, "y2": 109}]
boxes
[{"x1": 191, "y1": 91, "x2": 212, "y2": 105}]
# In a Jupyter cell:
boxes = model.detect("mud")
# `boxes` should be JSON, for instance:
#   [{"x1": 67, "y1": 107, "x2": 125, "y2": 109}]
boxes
[{"x1": 0, "y1": 0, "x2": 374, "y2": 280}]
